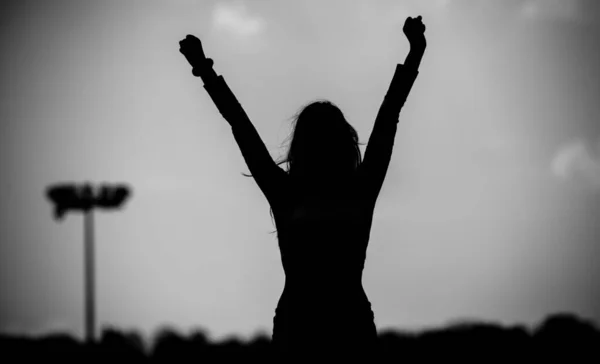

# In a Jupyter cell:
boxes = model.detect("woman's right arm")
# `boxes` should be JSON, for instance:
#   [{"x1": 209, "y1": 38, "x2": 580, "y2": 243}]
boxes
[{"x1": 179, "y1": 36, "x2": 287, "y2": 207}]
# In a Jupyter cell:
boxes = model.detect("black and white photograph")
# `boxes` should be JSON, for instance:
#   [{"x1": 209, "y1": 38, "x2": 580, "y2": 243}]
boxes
[{"x1": 1, "y1": 0, "x2": 599, "y2": 361}]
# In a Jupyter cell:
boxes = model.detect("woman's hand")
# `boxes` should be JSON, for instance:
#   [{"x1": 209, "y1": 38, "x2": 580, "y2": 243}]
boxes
[
  {"x1": 179, "y1": 34, "x2": 214, "y2": 77},
  {"x1": 403, "y1": 16, "x2": 426, "y2": 50}
]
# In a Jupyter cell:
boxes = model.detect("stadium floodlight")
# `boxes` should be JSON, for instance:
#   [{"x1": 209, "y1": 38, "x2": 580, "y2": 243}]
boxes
[{"x1": 46, "y1": 182, "x2": 132, "y2": 343}]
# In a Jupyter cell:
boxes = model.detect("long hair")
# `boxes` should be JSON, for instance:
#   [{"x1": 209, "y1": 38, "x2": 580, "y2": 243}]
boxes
[{"x1": 242, "y1": 99, "x2": 365, "y2": 236}]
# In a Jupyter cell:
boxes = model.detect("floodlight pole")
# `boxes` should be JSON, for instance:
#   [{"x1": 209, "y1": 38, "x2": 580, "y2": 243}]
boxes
[
  {"x1": 47, "y1": 182, "x2": 131, "y2": 345},
  {"x1": 84, "y1": 207, "x2": 95, "y2": 344}
]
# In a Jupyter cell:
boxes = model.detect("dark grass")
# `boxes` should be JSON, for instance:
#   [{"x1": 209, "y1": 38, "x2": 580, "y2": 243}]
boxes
[{"x1": 1, "y1": 312, "x2": 598, "y2": 363}]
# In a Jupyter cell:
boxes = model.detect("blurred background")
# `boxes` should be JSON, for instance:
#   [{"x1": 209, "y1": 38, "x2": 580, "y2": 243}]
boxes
[{"x1": 1, "y1": 0, "x2": 599, "y2": 344}]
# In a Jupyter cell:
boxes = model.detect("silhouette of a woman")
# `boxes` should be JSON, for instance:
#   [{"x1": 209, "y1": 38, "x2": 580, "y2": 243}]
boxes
[{"x1": 179, "y1": 15, "x2": 426, "y2": 358}]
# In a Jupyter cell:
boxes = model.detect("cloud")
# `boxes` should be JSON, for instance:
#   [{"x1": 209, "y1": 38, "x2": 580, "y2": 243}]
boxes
[
  {"x1": 431, "y1": 0, "x2": 451, "y2": 9},
  {"x1": 551, "y1": 138, "x2": 600, "y2": 189},
  {"x1": 520, "y1": 0, "x2": 582, "y2": 22},
  {"x1": 212, "y1": 1, "x2": 265, "y2": 38}
]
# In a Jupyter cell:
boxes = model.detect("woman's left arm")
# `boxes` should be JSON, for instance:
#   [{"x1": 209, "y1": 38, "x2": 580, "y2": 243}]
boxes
[{"x1": 358, "y1": 16, "x2": 426, "y2": 206}]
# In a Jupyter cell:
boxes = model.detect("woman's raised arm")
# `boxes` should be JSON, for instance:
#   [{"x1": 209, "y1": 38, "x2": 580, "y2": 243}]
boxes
[
  {"x1": 179, "y1": 35, "x2": 287, "y2": 207},
  {"x1": 358, "y1": 16, "x2": 426, "y2": 206}
]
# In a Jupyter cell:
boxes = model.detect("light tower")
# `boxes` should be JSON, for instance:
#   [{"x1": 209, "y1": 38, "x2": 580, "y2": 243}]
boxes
[{"x1": 46, "y1": 182, "x2": 131, "y2": 343}]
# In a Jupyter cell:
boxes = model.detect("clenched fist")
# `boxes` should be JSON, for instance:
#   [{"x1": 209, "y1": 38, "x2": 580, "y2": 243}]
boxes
[
  {"x1": 179, "y1": 34, "x2": 213, "y2": 77},
  {"x1": 403, "y1": 16, "x2": 426, "y2": 50}
]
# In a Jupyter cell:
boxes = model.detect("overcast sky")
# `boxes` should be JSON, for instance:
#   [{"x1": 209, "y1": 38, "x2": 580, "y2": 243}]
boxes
[{"x1": 1, "y1": 0, "x2": 599, "y2": 342}]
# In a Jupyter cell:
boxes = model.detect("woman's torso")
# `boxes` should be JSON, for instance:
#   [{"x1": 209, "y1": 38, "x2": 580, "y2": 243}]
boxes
[{"x1": 272, "y1": 179, "x2": 377, "y2": 329}]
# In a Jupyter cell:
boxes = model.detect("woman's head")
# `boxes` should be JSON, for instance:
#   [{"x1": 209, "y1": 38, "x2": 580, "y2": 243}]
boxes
[
  {"x1": 242, "y1": 99, "x2": 364, "y2": 235},
  {"x1": 284, "y1": 100, "x2": 363, "y2": 184}
]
